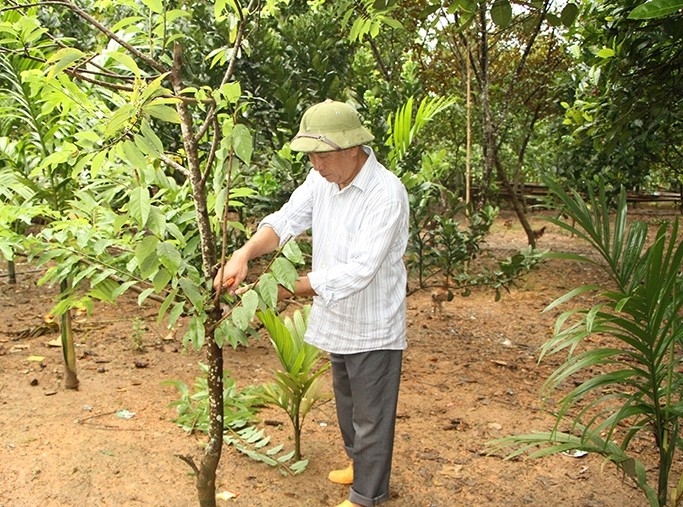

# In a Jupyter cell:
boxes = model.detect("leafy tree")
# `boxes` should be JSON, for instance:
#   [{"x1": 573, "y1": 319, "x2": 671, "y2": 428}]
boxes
[
  {"x1": 558, "y1": 0, "x2": 683, "y2": 197},
  {"x1": 0, "y1": 2, "x2": 299, "y2": 506}
]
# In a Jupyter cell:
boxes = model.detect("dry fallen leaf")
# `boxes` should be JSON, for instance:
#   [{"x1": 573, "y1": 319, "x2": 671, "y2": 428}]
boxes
[{"x1": 216, "y1": 491, "x2": 238, "y2": 501}]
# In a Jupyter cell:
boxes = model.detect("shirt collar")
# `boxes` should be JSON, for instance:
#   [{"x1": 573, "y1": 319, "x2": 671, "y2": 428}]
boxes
[{"x1": 345, "y1": 146, "x2": 377, "y2": 193}]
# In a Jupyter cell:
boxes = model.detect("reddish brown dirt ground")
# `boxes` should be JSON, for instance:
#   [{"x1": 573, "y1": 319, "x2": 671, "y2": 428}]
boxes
[{"x1": 1, "y1": 208, "x2": 680, "y2": 507}]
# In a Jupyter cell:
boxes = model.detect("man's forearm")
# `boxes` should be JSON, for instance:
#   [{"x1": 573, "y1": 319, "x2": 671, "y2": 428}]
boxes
[{"x1": 237, "y1": 225, "x2": 281, "y2": 261}]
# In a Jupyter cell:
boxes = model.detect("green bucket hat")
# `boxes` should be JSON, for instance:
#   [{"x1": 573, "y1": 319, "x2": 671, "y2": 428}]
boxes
[{"x1": 290, "y1": 99, "x2": 375, "y2": 153}]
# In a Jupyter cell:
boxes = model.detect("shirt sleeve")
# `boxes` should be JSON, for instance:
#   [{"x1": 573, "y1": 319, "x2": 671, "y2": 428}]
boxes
[{"x1": 258, "y1": 171, "x2": 314, "y2": 246}]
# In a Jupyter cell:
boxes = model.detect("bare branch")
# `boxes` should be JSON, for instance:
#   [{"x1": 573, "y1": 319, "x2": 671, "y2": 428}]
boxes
[
  {"x1": 158, "y1": 151, "x2": 191, "y2": 179},
  {"x1": 176, "y1": 454, "x2": 200, "y2": 476},
  {"x1": 200, "y1": 115, "x2": 221, "y2": 187}
]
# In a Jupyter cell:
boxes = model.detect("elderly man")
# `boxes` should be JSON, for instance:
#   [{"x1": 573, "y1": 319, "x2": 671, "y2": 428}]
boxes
[{"x1": 214, "y1": 99, "x2": 409, "y2": 507}]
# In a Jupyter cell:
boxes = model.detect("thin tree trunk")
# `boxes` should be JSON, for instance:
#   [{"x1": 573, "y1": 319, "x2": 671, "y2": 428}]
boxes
[
  {"x1": 59, "y1": 279, "x2": 79, "y2": 390},
  {"x1": 195, "y1": 328, "x2": 224, "y2": 507},
  {"x1": 8, "y1": 259, "x2": 16, "y2": 284},
  {"x1": 478, "y1": 3, "x2": 495, "y2": 209}
]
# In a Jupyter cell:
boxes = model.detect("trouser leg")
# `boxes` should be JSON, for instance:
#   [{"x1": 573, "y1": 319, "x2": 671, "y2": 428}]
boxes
[{"x1": 331, "y1": 349, "x2": 403, "y2": 506}]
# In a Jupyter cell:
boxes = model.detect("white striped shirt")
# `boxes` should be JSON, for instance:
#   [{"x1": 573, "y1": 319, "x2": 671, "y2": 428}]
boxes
[{"x1": 259, "y1": 147, "x2": 409, "y2": 354}]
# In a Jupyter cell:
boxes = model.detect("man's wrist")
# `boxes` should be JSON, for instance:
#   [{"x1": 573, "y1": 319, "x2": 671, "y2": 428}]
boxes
[{"x1": 278, "y1": 284, "x2": 294, "y2": 299}]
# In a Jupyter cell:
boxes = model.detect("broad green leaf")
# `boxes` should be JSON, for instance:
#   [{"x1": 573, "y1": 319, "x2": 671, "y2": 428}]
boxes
[
  {"x1": 217, "y1": 322, "x2": 248, "y2": 348},
  {"x1": 271, "y1": 257, "x2": 298, "y2": 290},
  {"x1": 137, "y1": 287, "x2": 155, "y2": 305},
  {"x1": 560, "y1": 3, "x2": 579, "y2": 26},
  {"x1": 146, "y1": 207, "x2": 166, "y2": 236},
  {"x1": 185, "y1": 315, "x2": 205, "y2": 349},
  {"x1": 491, "y1": 0, "x2": 512, "y2": 28},
  {"x1": 167, "y1": 301, "x2": 185, "y2": 328},
  {"x1": 240, "y1": 289, "x2": 259, "y2": 316},
  {"x1": 179, "y1": 277, "x2": 204, "y2": 312},
  {"x1": 144, "y1": 103, "x2": 181, "y2": 123},
  {"x1": 140, "y1": 119, "x2": 164, "y2": 156},
  {"x1": 110, "y1": 15, "x2": 145, "y2": 32},
  {"x1": 157, "y1": 241, "x2": 182, "y2": 272},
  {"x1": 90, "y1": 277, "x2": 119, "y2": 302},
  {"x1": 152, "y1": 267, "x2": 172, "y2": 292},
  {"x1": 231, "y1": 306, "x2": 252, "y2": 331},
  {"x1": 135, "y1": 235, "x2": 159, "y2": 279},
  {"x1": 216, "y1": 82, "x2": 242, "y2": 103},
  {"x1": 106, "y1": 51, "x2": 141, "y2": 77},
  {"x1": 596, "y1": 48, "x2": 615, "y2": 58},
  {"x1": 122, "y1": 139, "x2": 148, "y2": 170},
  {"x1": 257, "y1": 273, "x2": 278, "y2": 308},
  {"x1": 629, "y1": 0, "x2": 683, "y2": 19},
  {"x1": 142, "y1": 0, "x2": 164, "y2": 14},
  {"x1": 283, "y1": 241, "x2": 304, "y2": 265},
  {"x1": 129, "y1": 186, "x2": 151, "y2": 228},
  {"x1": 232, "y1": 124, "x2": 253, "y2": 165},
  {"x1": 45, "y1": 48, "x2": 84, "y2": 79},
  {"x1": 105, "y1": 104, "x2": 135, "y2": 138}
]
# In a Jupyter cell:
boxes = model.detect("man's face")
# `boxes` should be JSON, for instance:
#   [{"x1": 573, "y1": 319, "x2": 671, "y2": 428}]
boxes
[{"x1": 308, "y1": 148, "x2": 358, "y2": 187}]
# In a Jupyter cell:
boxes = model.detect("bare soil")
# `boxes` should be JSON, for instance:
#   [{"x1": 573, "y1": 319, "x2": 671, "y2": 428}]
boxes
[{"x1": 1, "y1": 209, "x2": 679, "y2": 507}]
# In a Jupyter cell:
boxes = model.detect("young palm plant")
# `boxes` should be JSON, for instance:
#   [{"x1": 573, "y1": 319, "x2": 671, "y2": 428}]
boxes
[
  {"x1": 256, "y1": 305, "x2": 330, "y2": 461},
  {"x1": 489, "y1": 177, "x2": 683, "y2": 507}
]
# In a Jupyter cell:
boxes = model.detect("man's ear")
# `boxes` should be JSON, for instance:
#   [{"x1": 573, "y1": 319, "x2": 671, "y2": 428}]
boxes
[{"x1": 346, "y1": 145, "x2": 361, "y2": 157}]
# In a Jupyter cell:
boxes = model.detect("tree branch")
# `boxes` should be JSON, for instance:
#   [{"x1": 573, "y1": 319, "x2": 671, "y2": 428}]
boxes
[
  {"x1": 40, "y1": 0, "x2": 170, "y2": 74},
  {"x1": 193, "y1": 0, "x2": 257, "y2": 144},
  {"x1": 158, "y1": 151, "x2": 191, "y2": 179}
]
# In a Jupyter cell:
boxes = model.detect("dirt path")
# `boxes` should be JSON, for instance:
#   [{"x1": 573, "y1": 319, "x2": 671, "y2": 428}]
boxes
[{"x1": 1, "y1": 209, "x2": 677, "y2": 507}]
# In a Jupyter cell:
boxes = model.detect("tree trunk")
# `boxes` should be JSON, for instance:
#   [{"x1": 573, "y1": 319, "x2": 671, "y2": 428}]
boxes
[
  {"x1": 195, "y1": 326, "x2": 224, "y2": 507},
  {"x1": 59, "y1": 279, "x2": 79, "y2": 390},
  {"x1": 477, "y1": 3, "x2": 495, "y2": 210},
  {"x1": 8, "y1": 259, "x2": 16, "y2": 284}
]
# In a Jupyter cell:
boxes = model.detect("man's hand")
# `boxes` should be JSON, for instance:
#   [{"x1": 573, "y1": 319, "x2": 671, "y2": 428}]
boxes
[{"x1": 213, "y1": 254, "x2": 248, "y2": 295}]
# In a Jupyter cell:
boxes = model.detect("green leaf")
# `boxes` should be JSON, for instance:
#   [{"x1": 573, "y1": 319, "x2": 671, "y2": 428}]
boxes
[
  {"x1": 282, "y1": 241, "x2": 304, "y2": 265},
  {"x1": 596, "y1": 48, "x2": 615, "y2": 58},
  {"x1": 129, "y1": 186, "x2": 151, "y2": 228},
  {"x1": 560, "y1": 3, "x2": 579, "y2": 26},
  {"x1": 144, "y1": 103, "x2": 181, "y2": 123},
  {"x1": 110, "y1": 16, "x2": 145, "y2": 32},
  {"x1": 45, "y1": 48, "x2": 85, "y2": 79},
  {"x1": 142, "y1": 0, "x2": 164, "y2": 14},
  {"x1": 122, "y1": 139, "x2": 148, "y2": 170},
  {"x1": 216, "y1": 321, "x2": 248, "y2": 348},
  {"x1": 629, "y1": 0, "x2": 683, "y2": 19},
  {"x1": 135, "y1": 235, "x2": 159, "y2": 279},
  {"x1": 185, "y1": 315, "x2": 205, "y2": 349},
  {"x1": 240, "y1": 289, "x2": 259, "y2": 316},
  {"x1": 232, "y1": 124, "x2": 253, "y2": 165},
  {"x1": 157, "y1": 241, "x2": 182, "y2": 272},
  {"x1": 491, "y1": 0, "x2": 512, "y2": 28},
  {"x1": 271, "y1": 257, "x2": 298, "y2": 290},
  {"x1": 216, "y1": 82, "x2": 241, "y2": 103},
  {"x1": 157, "y1": 288, "x2": 178, "y2": 323},
  {"x1": 179, "y1": 277, "x2": 204, "y2": 312},
  {"x1": 231, "y1": 306, "x2": 252, "y2": 331},
  {"x1": 257, "y1": 273, "x2": 278, "y2": 308},
  {"x1": 152, "y1": 267, "x2": 171, "y2": 292},
  {"x1": 137, "y1": 287, "x2": 155, "y2": 305},
  {"x1": 105, "y1": 104, "x2": 135, "y2": 138},
  {"x1": 140, "y1": 119, "x2": 164, "y2": 156},
  {"x1": 106, "y1": 51, "x2": 141, "y2": 77}
]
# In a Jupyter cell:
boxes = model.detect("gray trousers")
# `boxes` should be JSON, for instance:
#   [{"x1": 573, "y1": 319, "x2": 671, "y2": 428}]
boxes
[{"x1": 330, "y1": 349, "x2": 403, "y2": 507}]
